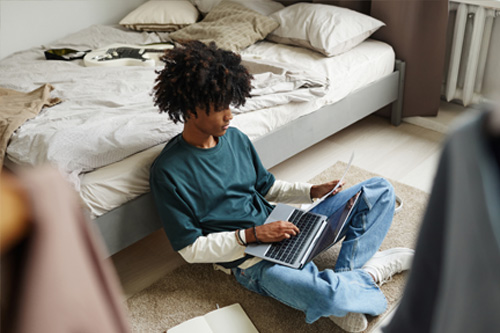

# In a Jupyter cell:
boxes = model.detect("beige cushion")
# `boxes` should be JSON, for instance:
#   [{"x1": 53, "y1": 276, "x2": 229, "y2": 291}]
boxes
[
  {"x1": 169, "y1": 1, "x2": 279, "y2": 52},
  {"x1": 267, "y1": 3, "x2": 385, "y2": 57},
  {"x1": 191, "y1": 0, "x2": 284, "y2": 16},
  {"x1": 190, "y1": 0, "x2": 221, "y2": 15},
  {"x1": 120, "y1": 0, "x2": 200, "y2": 32}
]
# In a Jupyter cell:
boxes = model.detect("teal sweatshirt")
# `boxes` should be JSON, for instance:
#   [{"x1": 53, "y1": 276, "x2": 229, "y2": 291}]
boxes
[{"x1": 150, "y1": 127, "x2": 275, "y2": 251}]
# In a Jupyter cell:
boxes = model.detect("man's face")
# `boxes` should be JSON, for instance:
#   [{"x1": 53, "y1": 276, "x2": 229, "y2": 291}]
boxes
[{"x1": 188, "y1": 106, "x2": 233, "y2": 138}]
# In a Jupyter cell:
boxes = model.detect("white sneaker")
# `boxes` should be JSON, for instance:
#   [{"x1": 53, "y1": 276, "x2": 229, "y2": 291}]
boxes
[
  {"x1": 362, "y1": 248, "x2": 414, "y2": 286},
  {"x1": 330, "y1": 312, "x2": 368, "y2": 332}
]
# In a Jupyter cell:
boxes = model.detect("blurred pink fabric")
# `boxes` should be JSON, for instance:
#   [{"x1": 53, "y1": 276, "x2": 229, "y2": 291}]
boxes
[{"x1": 11, "y1": 166, "x2": 131, "y2": 333}]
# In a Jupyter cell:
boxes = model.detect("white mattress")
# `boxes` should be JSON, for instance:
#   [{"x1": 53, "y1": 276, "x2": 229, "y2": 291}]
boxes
[{"x1": 80, "y1": 39, "x2": 395, "y2": 217}]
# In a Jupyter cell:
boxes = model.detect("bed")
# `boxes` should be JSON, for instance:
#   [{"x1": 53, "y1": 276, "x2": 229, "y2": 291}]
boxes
[{"x1": 1, "y1": 0, "x2": 406, "y2": 256}]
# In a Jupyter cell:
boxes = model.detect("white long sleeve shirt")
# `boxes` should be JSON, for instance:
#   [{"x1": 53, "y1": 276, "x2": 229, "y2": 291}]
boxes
[{"x1": 178, "y1": 180, "x2": 313, "y2": 270}]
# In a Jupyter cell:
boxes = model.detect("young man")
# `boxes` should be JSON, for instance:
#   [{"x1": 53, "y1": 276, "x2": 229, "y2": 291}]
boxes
[{"x1": 150, "y1": 41, "x2": 414, "y2": 332}]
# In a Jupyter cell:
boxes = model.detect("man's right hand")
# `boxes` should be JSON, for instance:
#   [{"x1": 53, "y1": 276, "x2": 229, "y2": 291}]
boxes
[{"x1": 245, "y1": 221, "x2": 299, "y2": 244}]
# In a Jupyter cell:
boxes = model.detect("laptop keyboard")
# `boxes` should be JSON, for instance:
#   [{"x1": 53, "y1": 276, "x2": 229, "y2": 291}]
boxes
[{"x1": 265, "y1": 209, "x2": 323, "y2": 264}]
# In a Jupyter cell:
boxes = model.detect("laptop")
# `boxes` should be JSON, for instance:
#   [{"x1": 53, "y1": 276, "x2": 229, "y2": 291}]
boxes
[{"x1": 245, "y1": 191, "x2": 361, "y2": 269}]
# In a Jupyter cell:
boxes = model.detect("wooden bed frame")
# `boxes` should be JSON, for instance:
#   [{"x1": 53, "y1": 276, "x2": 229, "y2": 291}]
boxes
[{"x1": 94, "y1": 59, "x2": 406, "y2": 256}]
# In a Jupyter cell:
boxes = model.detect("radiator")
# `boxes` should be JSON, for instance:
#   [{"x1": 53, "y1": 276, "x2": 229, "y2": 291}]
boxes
[{"x1": 443, "y1": 1, "x2": 499, "y2": 106}]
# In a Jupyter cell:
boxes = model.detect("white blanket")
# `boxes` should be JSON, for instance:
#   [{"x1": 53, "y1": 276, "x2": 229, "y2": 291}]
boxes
[
  {"x1": 236, "y1": 57, "x2": 328, "y2": 113},
  {"x1": 2, "y1": 25, "x2": 328, "y2": 186}
]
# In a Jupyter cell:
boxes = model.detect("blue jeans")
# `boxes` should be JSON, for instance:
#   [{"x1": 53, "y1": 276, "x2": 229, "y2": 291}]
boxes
[{"x1": 232, "y1": 177, "x2": 395, "y2": 323}]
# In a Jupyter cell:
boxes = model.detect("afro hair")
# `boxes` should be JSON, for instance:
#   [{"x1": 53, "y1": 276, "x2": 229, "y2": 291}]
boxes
[{"x1": 153, "y1": 40, "x2": 253, "y2": 123}]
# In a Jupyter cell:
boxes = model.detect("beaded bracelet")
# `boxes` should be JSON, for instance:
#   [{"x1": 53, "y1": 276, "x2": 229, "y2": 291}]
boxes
[{"x1": 253, "y1": 226, "x2": 262, "y2": 244}]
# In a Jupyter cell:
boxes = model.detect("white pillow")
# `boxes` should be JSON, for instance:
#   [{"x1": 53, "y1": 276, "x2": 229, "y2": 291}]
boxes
[
  {"x1": 120, "y1": 0, "x2": 200, "y2": 32},
  {"x1": 191, "y1": 0, "x2": 284, "y2": 16},
  {"x1": 267, "y1": 3, "x2": 385, "y2": 57}
]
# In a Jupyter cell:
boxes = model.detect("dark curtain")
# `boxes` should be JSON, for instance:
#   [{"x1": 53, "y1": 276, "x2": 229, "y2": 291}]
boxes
[
  {"x1": 277, "y1": 0, "x2": 449, "y2": 118},
  {"x1": 371, "y1": 0, "x2": 449, "y2": 117}
]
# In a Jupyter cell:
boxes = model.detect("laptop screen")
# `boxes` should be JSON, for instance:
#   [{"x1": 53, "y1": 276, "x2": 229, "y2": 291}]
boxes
[{"x1": 305, "y1": 191, "x2": 361, "y2": 263}]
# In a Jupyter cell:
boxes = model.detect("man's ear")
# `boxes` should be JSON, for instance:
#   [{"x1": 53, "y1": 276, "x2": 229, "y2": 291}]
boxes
[{"x1": 185, "y1": 109, "x2": 196, "y2": 120}]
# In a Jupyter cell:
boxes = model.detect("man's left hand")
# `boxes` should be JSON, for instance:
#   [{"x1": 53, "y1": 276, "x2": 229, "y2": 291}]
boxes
[{"x1": 310, "y1": 180, "x2": 345, "y2": 199}]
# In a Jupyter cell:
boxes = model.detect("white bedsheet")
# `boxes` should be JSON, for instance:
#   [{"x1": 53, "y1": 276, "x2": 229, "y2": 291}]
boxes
[
  {"x1": 79, "y1": 39, "x2": 395, "y2": 217},
  {"x1": 3, "y1": 25, "x2": 329, "y2": 185}
]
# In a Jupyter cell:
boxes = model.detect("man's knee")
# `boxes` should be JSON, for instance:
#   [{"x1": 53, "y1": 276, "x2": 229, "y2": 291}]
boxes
[
  {"x1": 363, "y1": 177, "x2": 395, "y2": 208},
  {"x1": 375, "y1": 177, "x2": 394, "y2": 194}
]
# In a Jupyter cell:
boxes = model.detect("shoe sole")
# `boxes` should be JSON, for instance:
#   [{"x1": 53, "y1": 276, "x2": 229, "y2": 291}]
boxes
[{"x1": 370, "y1": 247, "x2": 414, "y2": 259}]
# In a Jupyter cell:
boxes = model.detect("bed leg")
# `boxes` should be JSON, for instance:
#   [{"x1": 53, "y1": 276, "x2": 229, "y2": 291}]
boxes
[{"x1": 391, "y1": 59, "x2": 406, "y2": 126}]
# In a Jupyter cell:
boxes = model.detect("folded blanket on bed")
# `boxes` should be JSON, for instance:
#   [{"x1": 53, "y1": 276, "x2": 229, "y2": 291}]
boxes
[
  {"x1": 0, "y1": 84, "x2": 61, "y2": 170},
  {"x1": 235, "y1": 57, "x2": 329, "y2": 113}
]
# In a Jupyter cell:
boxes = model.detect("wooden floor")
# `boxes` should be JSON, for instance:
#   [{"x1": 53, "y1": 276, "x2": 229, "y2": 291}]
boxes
[
  {"x1": 112, "y1": 102, "x2": 470, "y2": 300},
  {"x1": 270, "y1": 114, "x2": 443, "y2": 193}
]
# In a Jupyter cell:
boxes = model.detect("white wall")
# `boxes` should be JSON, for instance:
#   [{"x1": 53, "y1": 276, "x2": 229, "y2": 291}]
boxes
[{"x1": 0, "y1": 0, "x2": 147, "y2": 60}]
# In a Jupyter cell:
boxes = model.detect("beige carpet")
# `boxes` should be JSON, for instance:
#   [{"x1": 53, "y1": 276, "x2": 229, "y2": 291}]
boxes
[{"x1": 126, "y1": 162, "x2": 429, "y2": 332}]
